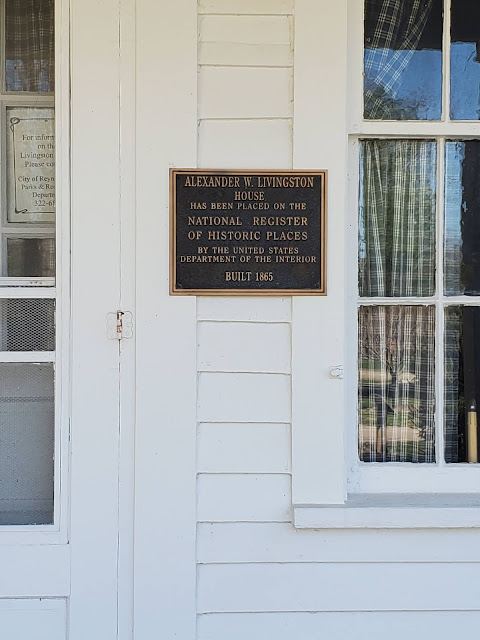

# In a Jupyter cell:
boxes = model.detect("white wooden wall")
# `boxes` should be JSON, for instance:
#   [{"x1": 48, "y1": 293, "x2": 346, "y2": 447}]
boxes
[{"x1": 195, "y1": 1, "x2": 480, "y2": 639}]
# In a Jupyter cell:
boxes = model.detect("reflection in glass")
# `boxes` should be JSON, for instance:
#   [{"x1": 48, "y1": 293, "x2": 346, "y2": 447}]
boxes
[
  {"x1": 359, "y1": 140, "x2": 436, "y2": 297},
  {"x1": 7, "y1": 238, "x2": 55, "y2": 278},
  {"x1": 364, "y1": 0, "x2": 443, "y2": 120},
  {"x1": 451, "y1": 0, "x2": 480, "y2": 120},
  {"x1": 444, "y1": 141, "x2": 480, "y2": 295},
  {"x1": 445, "y1": 306, "x2": 480, "y2": 464},
  {"x1": 0, "y1": 363, "x2": 54, "y2": 525},
  {"x1": 358, "y1": 305, "x2": 435, "y2": 463},
  {"x1": 5, "y1": 0, "x2": 54, "y2": 92}
]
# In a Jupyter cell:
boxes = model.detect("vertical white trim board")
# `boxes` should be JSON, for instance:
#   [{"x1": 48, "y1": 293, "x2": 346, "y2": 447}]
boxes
[{"x1": 134, "y1": 0, "x2": 198, "y2": 638}]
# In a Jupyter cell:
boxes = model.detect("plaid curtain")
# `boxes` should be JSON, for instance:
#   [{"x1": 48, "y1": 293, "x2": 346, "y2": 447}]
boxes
[
  {"x1": 445, "y1": 307, "x2": 461, "y2": 463},
  {"x1": 364, "y1": 0, "x2": 434, "y2": 119},
  {"x1": 359, "y1": 305, "x2": 435, "y2": 463},
  {"x1": 359, "y1": 139, "x2": 436, "y2": 298},
  {"x1": 5, "y1": 0, "x2": 54, "y2": 92}
]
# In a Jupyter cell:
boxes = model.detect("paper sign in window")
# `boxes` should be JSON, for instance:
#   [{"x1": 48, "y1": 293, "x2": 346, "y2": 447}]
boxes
[{"x1": 7, "y1": 107, "x2": 55, "y2": 223}]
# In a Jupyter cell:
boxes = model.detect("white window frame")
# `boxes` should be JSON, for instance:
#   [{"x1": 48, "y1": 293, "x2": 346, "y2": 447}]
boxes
[{"x1": 291, "y1": 0, "x2": 480, "y2": 528}]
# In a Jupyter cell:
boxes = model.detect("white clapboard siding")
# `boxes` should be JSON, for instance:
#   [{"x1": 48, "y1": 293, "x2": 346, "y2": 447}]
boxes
[
  {"x1": 199, "y1": 68, "x2": 293, "y2": 119},
  {"x1": 0, "y1": 600, "x2": 66, "y2": 640},
  {"x1": 200, "y1": 16, "x2": 292, "y2": 46},
  {"x1": 198, "y1": 373, "x2": 291, "y2": 423},
  {"x1": 197, "y1": 523, "x2": 480, "y2": 564},
  {"x1": 199, "y1": 15, "x2": 292, "y2": 67},
  {"x1": 198, "y1": 612, "x2": 480, "y2": 640},
  {"x1": 197, "y1": 297, "x2": 291, "y2": 323},
  {"x1": 198, "y1": 120, "x2": 292, "y2": 169},
  {"x1": 198, "y1": 424, "x2": 290, "y2": 473},
  {"x1": 199, "y1": 42, "x2": 293, "y2": 67},
  {"x1": 199, "y1": 0, "x2": 294, "y2": 15},
  {"x1": 198, "y1": 562, "x2": 480, "y2": 613},
  {"x1": 197, "y1": 474, "x2": 291, "y2": 522},
  {"x1": 198, "y1": 322, "x2": 290, "y2": 373}
]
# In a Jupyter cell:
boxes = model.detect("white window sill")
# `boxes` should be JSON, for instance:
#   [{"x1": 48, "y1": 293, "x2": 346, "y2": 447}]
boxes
[{"x1": 293, "y1": 494, "x2": 480, "y2": 529}]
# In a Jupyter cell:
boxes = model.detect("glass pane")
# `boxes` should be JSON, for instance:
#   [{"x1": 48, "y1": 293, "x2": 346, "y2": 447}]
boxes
[
  {"x1": 5, "y1": 0, "x2": 54, "y2": 93},
  {"x1": 6, "y1": 106, "x2": 55, "y2": 224},
  {"x1": 359, "y1": 306, "x2": 436, "y2": 463},
  {"x1": 359, "y1": 140, "x2": 436, "y2": 297},
  {"x1": 445, "y1": 306, "x2": 480, "y2": 464},
  {"x1": 7, "y1": 237, "x2": 55, "y2": 277},
  {"x1": 0, "y1": 363, "x2": 54, "y2": 525},
  {"x1": 0, "y1": 299, "x2": 55, "y2": 351},
  {"x1": 451, "y1": 0, "x2": 480, "y2": 120},
  {"x1": 364, "y1": 0, "x2": 443, "y2": 120},
  {"x1": 444, "y1": 141, "x2": 480, "y2": 295}
]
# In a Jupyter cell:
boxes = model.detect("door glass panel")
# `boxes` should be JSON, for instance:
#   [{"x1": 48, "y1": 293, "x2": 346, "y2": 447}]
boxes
[
  {"x1": 450, "y1": 0, "x2": 480, "y2": 120},
  {"x1": 5, "y1": 0, "x2": 54, "y2": 93},
  {"x1": 0, "y1": 363, "x2": 54, "y2": 525},
  {"x1": 6, "y1": 237, "x2": 55, "y2": 277},
  {"x1": 364, "y1": 0, "x2": 443, "y2": 120}
]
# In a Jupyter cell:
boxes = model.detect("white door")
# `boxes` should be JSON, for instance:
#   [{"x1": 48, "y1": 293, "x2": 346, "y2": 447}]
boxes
[{"x1": 0, "y1": 0, "x2": 124, "y2": 638}]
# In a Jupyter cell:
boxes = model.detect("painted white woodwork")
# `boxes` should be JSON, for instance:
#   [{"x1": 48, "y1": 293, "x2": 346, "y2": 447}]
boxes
[
  {"x1": 199, "y1": 68, "x2": 293, "y2": 119},
  {"x1": 134, "y1": 0, "x2": 197, "y2": 639},
  {"x1": 198, "y1": 423, "x2": 290, "y2": 473},
  {"x1": 198, "y1": 612, "x2": 480, "y2": 640},
  {"x1": 198, "y1": 120, "x2": 293, "y2": 169},
  {"x1": 117, "y1": 0, "x2": 136, "y2": 636},
  {"x1": 200, "y1": 15, "x2": 292, "y2": 46},
  {"x1": 199, "y1": 15, "x2": 293, "y2": 67},
  {"x1": 294, "y1": 503, "x2": 480, "y2": 529},
  {"x1": 69, "y1": 0, "x2": 123, "y2": 635},
  {"x1": 198, "y1": 373, "x2": 291, "y2": 423},
  {"x1": 199, "y1": 43, "x2": 293, "y2": 67},
  {"x1": 197, "y1": 474, "x2": 291, "y2": 522},
  {"x1": 198, "y1": 0, "x2": 294, "y2": 14},
  {"x1": 197, "y1": 296, "x2": 291, "y2": 322},
  {"x1": 197, "y1": 522, "x2": 480, "y2": 563},
  {"x1": 0, "y1": 545, "x2": 69, "y2": 596},
  {"x1": 198, "y1": 322, "x2": 290, "y2": 373},
  {"x1": 0, "y1": 600, "x2": 66, "y2": 640},
  {"x1": 291, "y1": 0, "x2": 347, "y2": 507},
  {"x1": 197, "y1": 562, "x2": 480, "y2": 613}
]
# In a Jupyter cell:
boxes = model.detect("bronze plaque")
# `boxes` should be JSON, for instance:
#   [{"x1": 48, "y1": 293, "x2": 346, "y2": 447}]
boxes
[{"x1": 170, "y1": 169, "x2": 327, "y2": 296}]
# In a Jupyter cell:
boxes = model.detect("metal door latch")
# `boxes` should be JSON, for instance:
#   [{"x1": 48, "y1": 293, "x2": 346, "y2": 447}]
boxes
[
  {"x1": 107, "y1": 311, "x2": 133, "y2": 340},
  {"x1": 329, "y1": 365, "x2": 344, "y2": 380}
]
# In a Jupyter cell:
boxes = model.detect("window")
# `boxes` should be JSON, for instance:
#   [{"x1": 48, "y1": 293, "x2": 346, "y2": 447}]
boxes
[
  {"x1": 357, "y1": 0, "x2": 480, "y2": 470},
  {"x1": 291, "y1": 0, "x2": 480, "y2": 527}
]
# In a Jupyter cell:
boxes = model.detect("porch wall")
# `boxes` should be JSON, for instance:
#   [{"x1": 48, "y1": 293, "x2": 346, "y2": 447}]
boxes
[{"x1": 194, "y1": 1, "x2": 480, "y2": 638}]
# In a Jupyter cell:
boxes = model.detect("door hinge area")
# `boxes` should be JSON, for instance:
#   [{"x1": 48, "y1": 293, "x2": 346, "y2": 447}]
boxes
[{"x1": 107, "y1": 311, "x2": 133, "y2": 340}]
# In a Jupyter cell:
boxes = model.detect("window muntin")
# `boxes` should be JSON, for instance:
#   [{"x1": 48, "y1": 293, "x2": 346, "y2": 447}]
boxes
[{"x1": 358, "y1": 0, "x2": 480, "y2": 470}]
